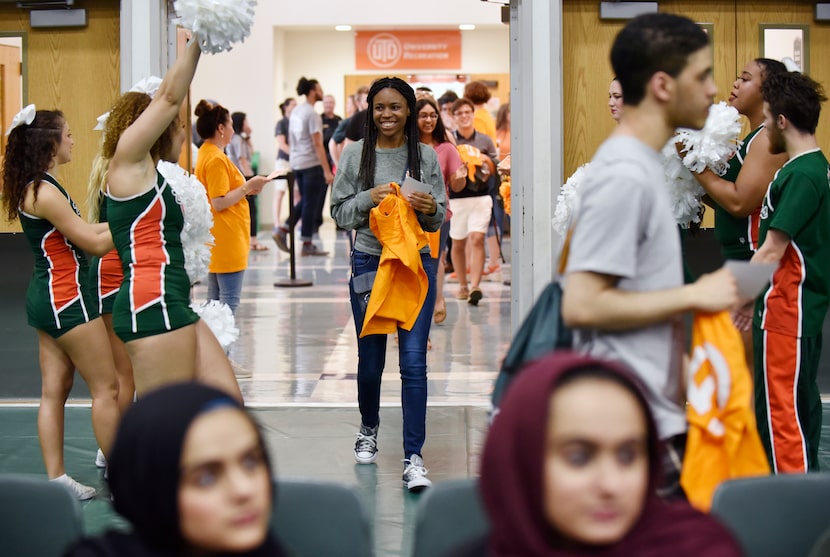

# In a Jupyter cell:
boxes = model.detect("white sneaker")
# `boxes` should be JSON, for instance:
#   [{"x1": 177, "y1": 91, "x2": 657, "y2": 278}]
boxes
[
  {"x1": 51, "y1": 474, "x2": 96, "y2": 500},
  {"x1": 402, "y1": 454, "x2": 432, "y2": 492},
  {"x1": 95, "y1": 448, "x2": 107, "y2": 468},
  {"x1": 354, "y1": 424, "x2": 378, "y2": 464}
]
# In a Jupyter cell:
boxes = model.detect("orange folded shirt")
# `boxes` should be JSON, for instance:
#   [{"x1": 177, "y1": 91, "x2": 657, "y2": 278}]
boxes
[{"x1": 360, "y1": 183, "x2": 429, "y2": 337}]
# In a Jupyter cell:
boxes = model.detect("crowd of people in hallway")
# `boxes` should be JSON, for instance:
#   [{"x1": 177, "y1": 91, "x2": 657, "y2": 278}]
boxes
[{"x1": 4, "y1": 4, "x2": 830, "y2": 556}]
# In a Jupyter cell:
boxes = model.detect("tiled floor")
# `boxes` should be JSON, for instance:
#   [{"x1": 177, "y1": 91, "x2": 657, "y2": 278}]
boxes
[
  {"x1": 225, "y1": 230, "x2": 511, "y2": 407},
  {"x1": 0, "y1": 226, "x2": 511, "y2": 557}
]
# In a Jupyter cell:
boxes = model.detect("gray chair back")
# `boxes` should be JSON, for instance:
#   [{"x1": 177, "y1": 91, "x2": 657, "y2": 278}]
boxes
[
  {"x1": 272, "y1": 478, "x2": 373, "y2": 557},
  {"x1": 411, "y1": 479, "x2": 489, "y2": 557},
  {"x1": 711, "y1": 473, "x2": 830, "y2": 557},
  {"x1": 0, "y1": 473, "x2": 84, "y2": 557},
  {"x1": 808, "y1": 526, "x2": 830, "y2": 557}
]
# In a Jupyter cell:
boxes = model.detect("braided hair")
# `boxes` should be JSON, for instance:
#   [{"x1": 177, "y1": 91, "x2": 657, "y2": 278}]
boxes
[{"x1": 358, "y1": 77, "x2": 421, "y2": 192}]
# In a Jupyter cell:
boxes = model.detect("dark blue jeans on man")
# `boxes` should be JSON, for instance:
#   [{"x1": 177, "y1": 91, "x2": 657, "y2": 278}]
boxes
[
  {"x1": 287, "y1": 165, "x2": 326, "y2": 241},
  {"x1": 349, "y1": 249, "x2": 437, "y2": 458}
]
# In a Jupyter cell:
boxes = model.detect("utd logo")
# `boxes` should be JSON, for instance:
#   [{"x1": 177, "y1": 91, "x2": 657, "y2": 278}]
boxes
[{"x1": 367, "y1": 33, "x2": 402, "y2": 68}]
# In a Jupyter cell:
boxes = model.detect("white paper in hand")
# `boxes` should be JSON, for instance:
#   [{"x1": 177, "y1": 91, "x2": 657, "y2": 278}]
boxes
[
  {"x1": 266, "y1": 168, "x2": 288, "y2": 181},
  {"x1": 401, "y1": 175, "x2": 432, "y2": 197},
  {"x1": 724, "y1": 260, "x2": 778, "y2": 299}
]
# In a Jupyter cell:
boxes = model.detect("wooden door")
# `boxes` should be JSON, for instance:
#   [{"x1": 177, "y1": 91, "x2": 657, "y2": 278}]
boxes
[{"x1": 0, "y1": 43, "x2": 21, "y2": 155}]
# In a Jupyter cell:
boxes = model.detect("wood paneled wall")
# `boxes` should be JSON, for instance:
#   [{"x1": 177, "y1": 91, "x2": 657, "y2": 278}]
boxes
[
  {"x1": 563, "y1": 0, "x2": 830, "y2": 179},
  {"x1": 734, "y1": 0, "x2": 830, "y2": 150},
  {"x1": 0, "y1": 0, "x2": 119, "y2": 232}
]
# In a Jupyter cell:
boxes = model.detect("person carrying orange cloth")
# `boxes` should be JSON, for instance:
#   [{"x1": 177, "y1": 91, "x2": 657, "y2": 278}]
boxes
[
  {"x1": 681, "y1": 311, "x2": 770, "y2": 511},
  {"x1": 361, "y1": 183, "x2": 429, "y2": 336},
  {"x1": 331, "y1": 78, "x2": 445, "y2": 491}
]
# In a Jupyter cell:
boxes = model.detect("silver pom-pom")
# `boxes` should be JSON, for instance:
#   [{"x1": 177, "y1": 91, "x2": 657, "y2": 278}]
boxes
[
  {"x1": 174, "y1": 0, "x2": 257, "y2": 55},
  {"x1": 157, "y1": 161, "x2": 214, "y2": 283},
  {"x1": 675, "y1": 101, "x2": 743, "y2": 176},
  {"x1": 191, "y1": 300, "x2": 239, "y2": 350},
  {"x1": 553, "y1": 163, "x2": 590, "y2": 238}
]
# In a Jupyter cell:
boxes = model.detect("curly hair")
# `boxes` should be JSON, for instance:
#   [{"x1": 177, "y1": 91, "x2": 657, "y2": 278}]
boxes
[
  {"x1": 415, "y1": 97, "x2": 449, "y2": 145},
  {"x1": 358, "y1": 77, "x2": 421, "y2": 192},
  {"x1": 2, "y1": 110, "x2": 64, "y2": 222},
  {"x1": 194, "y1": 99, "x2": 229, "y2": 140},
  {"x1": 464, "y1": 81, "x2": 491, "y2": 105},
  {"x1": 101, "y1": 91, "x2": 178, "y2": 163}
]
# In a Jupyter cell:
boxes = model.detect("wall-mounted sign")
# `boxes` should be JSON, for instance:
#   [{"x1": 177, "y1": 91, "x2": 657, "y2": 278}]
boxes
[{"x1": 355, "y1": 30, "x2": 462, "y2": 71}]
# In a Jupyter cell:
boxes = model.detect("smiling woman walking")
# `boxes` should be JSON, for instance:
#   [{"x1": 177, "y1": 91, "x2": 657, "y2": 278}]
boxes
[{"x1": 331, "y1": 77, "x2": 446, "y2": 492}]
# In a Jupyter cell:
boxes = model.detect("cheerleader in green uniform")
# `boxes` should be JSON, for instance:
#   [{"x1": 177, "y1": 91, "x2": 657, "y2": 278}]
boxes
[
  {"x1": 102, "y1": 40, "x2": 240, "y2": 400},
  {"x1": 1, "y1": 107, "x2": 120, "y2": 499}
]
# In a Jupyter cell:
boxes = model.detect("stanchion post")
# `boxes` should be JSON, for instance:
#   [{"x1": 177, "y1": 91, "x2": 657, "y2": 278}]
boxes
[{"x1": 274, "y1": 171, "x2": 312, "y2": 287}]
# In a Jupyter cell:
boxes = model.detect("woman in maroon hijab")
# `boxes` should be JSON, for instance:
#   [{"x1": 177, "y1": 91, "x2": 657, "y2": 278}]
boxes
[{"x1": 451, "y1": 352, "x2": 743, "y2": 557}]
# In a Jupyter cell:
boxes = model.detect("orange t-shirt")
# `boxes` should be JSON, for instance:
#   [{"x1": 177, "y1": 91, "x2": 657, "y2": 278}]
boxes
[{"x1": 195, "y1": 142, "x2": 250, "y2": 273}]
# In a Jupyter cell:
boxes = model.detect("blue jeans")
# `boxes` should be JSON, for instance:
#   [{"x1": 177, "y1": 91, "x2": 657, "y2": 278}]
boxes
[
  {"x1": 207, "y1": 270, "x2": 245, "y2": 315},
  {"x1": 349, "y1": 250, "x2": 437, "y2": 458},
  {"x1": 287, "y1": 165, "x2": 326, "y2": 241}
]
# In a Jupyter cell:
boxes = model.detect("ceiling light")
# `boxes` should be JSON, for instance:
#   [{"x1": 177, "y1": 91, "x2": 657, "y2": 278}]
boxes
[
  {"x1": 459, "y1": 24, "x2": 476, "y2": 31},
  {"x1": 335, "y1": 25, "x2": 352, "y2": 31}
]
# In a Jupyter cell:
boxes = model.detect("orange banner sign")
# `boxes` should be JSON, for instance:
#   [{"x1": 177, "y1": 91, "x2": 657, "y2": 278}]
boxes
[{"x1": 355, "y1": 30, "x2": 462, "y2": 70}]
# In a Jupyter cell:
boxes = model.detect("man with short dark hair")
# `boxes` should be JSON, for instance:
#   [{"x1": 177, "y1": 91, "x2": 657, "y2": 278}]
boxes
[
  {"x1": 751, "y1": 71, "x2": 830, "y2": 473},
  {"x1": 562, "y1": 13, "x2": 738, "y2": 496}
]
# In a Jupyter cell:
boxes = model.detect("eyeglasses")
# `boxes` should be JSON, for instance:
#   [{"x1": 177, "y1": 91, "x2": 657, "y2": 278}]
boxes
[
  {"x1": 418, "y1": 114, "x2": 439, "y2": 120},
  {"x1": 454, "y1": 110, "x2": 474, "y2": 116}
]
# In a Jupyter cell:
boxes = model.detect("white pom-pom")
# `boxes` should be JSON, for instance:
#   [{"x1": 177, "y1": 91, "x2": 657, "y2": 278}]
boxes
[
  {"x1": 191, "y1": 300, "x2": 239, "y2": 350},
  {"x1": 553, "y1": 163, "x2": 590, "y2": 238},
  {"x1": 675, "y1": 101, "x2": 743, "y2": 176},
  {"x1": 174, "y1": 0, "x2": 257, "y2": 55},
  {"x1": 662, "y1": 142, "x2": 706, "y2": 227},
  {"x1": 157, "y1": 161, "x2": 214, "y2": 283}
]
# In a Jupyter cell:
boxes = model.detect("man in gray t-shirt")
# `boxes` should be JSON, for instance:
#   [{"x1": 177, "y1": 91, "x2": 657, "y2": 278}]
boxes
[
  {"x1": 562, "y1": 13, "x2": 738, "y2": 498},
  {"x1": 273, "y1": 77, "x2": 334, "y2": 256}
]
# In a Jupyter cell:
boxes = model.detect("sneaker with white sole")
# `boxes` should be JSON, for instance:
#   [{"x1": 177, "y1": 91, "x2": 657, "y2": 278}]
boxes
[
  {"x1": 403, "y1": 454, "x2": 432, "y2": 492},
  {"x1": 51, "y1": 474, "x2": 96, "y2": 500},
  {"x1": 95, "y1": 448, "x2": 107, "y2": 468},
  {"x1": 354, "y1": 424, "x2": 379, "y2": 464}
]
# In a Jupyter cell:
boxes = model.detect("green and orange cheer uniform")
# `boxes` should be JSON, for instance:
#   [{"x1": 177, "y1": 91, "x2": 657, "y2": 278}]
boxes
[
  {"x1": 107, "y1": 170, "x2": 198, "y2": 342},
  {"x1": 712, "y1": 125, "x2": 765, "y2": 261},
  {"x1": 88, "y1": 192, "x2": 123, "y2": 314},
  {"x1": 753, "y1": 148, "x2": 830, "y2": 473},
  {"x1": 19, "y1": 174, "x2": 99, "y2": 338}
]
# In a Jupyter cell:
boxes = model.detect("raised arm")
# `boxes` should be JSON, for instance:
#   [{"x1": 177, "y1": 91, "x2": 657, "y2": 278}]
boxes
[{"x1": 113, "y1": 41, "x2": 201, "y2": 166}]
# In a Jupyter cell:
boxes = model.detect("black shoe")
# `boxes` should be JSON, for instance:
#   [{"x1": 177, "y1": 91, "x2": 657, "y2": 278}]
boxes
[{"x1": 468, "y1": 287, "x2": 483, "y2": 306}]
